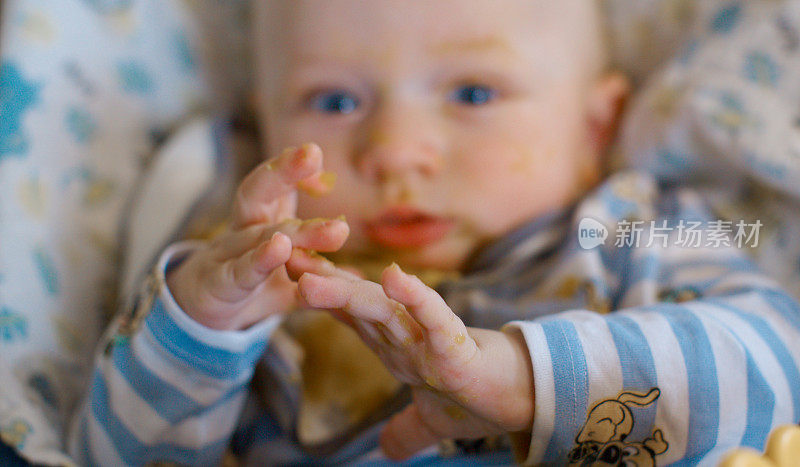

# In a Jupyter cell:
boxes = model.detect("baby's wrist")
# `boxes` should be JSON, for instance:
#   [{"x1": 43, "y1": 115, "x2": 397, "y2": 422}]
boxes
[
  {"x1": 157, "y1": 241, "x2": 253, "y2": 331},
  {"x1": 501, "y1": 327, "x2": 535, "y2": 433},
  {"x1": 165, "y1": 258, "x2": 227, "y2": 329}
]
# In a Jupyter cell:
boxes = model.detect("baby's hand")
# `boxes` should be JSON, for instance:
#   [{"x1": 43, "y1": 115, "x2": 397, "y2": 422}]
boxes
[
  {"x1": 297, "y1": 263, "x2": 535, "y2": 460},
  {"x1": 167, "y1": 144, "x2": 349, "y2": 330}
]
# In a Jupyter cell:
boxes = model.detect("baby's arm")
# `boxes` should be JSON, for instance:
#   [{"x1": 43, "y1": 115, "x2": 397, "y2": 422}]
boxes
[
  {"x1": 495, "y1": 187, "x2": 800, "y2": 465},
  {"x1": 300, "y1": 181, "x2": 800, "y2": 465},
  {"x1": 295, "y1": 256, "x2": 535, "y2": 460},
  {"x1": 67, "y1": 244, "x2": 281, "y2": 466},
  {"x1": 68, "y1": 145, "x2": 349, "y2": 465}
]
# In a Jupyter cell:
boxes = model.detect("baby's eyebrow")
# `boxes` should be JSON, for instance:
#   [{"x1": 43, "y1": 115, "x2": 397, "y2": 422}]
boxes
[{"x1": 430, "y1": 36, "x2": 515, "y2": 56}]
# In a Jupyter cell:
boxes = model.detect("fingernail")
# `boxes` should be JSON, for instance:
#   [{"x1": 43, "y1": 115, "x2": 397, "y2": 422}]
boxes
[
  {"x1": 297, "y1": 146, "x2": 310, "y2": 160},
  {"x1": 302, "y1": 217, "x2": 326, "y2": 227},
  {"x1": 300, "y1": 272, "x2": 321, "y2": 282},
  {"x1": 323, "y1": 218, "x2": 343, "y2": 228},
  {"x1": 296, "y1": 143, "x2": 316, "y2": 162}
]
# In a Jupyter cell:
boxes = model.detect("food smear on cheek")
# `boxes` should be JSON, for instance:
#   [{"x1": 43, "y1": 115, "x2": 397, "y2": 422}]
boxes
[
  {"x1": 510, "y1": 146, "x2": 542, "y2": 177},
  {"x1": 367, "y1": 129, "x2": 390, "y2": 146},
  {"x1": 430, "y1": 35, "x2": 513, "y2": 56}
]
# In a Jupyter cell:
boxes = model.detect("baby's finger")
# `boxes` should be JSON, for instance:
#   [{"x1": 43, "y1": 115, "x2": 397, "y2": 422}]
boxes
[
  {"x1": 283, "y1": 217, "x2": 349, "y2": 252},
  {"x1": 298, "y1": 273, "x2": 422, "y2": 345},
  {"x1": 208, "y1": 232, "x2": 292, "y2": 302},
  {"x1": 382, "y1": 264, "x2": 473, "y2": 357},
  {"x1": 285, "y1": 248, "x2": 362, "y2": 282},
  {"x1": 352, "y1": 320, "x2": 387, "y2": 350},
  {"x1": 339, "y1": 265, "x2": 366, "y2": 279},
  {"x1": 380, "y1": 403, "x2": 440, "y2": 461},
  {"x1": 233, "y1": 143, "x2": 323, "y2": 228},
  {"x1": 297, "y1": 170, "x2": 336, "y2": 198},
  {"x1": 212, "y1": 217, "x2": 349, "y2": 261},
  {"x1": 295, "y1": 272, "x2": 402, "y2": 352}
]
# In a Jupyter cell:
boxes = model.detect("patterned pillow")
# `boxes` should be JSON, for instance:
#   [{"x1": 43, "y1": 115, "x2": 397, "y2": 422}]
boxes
[
  {"x1": 615, "y1": 0, "x2": 800, "y2": 297},
  {"x1": 0, "y1": 0, "x2": 207, "y2": 463},
  {"x1": 616, "y1": 0, "x2": 799, "y2": 195}
]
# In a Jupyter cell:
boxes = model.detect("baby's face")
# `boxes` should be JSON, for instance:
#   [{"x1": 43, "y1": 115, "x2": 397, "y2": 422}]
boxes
[{"x1": 256, "y1": 0, "x2": 617, "y2": 271}]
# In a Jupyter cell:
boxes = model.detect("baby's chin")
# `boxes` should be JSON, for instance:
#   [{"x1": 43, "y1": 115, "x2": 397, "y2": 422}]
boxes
[
  {"x1": 394, "y1": 236, "x2": 477, "y2": 272},
  {"x1": 327, "y1": 231, "x2": 481, "y2": 284}
]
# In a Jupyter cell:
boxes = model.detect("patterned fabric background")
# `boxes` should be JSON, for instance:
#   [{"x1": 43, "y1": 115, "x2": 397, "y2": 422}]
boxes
[
  {"x1": 0, "y1": 0, "x2": 207, "y2": 463},
  {"x1": 0, "y1": 0, "x2": 798, "y2": 464}
]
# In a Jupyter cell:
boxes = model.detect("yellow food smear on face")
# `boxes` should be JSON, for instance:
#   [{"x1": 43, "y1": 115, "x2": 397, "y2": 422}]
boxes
[
  {"x1": 431, "y1": 35, "x2": 513, "y2": 56},
  {"x1": 454, "y1": 333, "x2": 466, "y2": 345},
  {"x1": 368, "y1": 129, "x2": 391, "y2": 146},
  {"x1": 444, "y1": 405, "x2": 467, "y2": 421},
  {"x1": 511, "y1": 148, "x2": 538, "y2": 176}
]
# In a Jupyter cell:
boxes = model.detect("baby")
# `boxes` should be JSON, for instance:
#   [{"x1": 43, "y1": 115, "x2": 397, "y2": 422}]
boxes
[{"x1": 70, "y1": 0, "x2": 800, "y2": 465}]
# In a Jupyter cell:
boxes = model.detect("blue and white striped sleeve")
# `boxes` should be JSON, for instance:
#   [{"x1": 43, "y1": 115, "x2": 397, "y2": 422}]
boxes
[
  {"x1": 67, "y1": 242, "x2": 281, "y2": 466},
  {"x1": 507, "y1": 195, "x2": 800, "y2": 465}
]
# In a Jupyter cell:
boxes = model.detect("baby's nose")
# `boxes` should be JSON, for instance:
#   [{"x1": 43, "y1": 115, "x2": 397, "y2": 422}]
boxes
[
  {"x1": 357, "y1": 138, "x2": 443, "y2": 182},
  {"x1": 355, "y1": 107, "x2": 444, "y2": 182}
]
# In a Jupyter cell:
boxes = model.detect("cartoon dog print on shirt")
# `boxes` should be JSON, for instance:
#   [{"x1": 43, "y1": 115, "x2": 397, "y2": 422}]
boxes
[{"x1": 567, "y1": 388, "x2": 669, "y2": 466}]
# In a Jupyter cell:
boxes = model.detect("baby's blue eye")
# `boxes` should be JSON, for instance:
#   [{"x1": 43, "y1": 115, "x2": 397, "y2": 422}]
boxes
[
  {"x1": 451, "y1": 84, "x2": 497, "y2": 106},
  {"x1": 310, "y1": 90, "x2": 360, "y2": 114}
]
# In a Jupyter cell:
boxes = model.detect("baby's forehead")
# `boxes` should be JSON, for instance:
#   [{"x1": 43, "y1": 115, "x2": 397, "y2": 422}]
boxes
[{"x1": 257, "y1": 0, "x2": 600, "y2": 62}]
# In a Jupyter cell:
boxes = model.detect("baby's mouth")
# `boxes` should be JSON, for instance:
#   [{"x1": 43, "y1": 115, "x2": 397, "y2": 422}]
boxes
[{"x1": 364, "y1": 206, "x2": 455, "y2": 249}]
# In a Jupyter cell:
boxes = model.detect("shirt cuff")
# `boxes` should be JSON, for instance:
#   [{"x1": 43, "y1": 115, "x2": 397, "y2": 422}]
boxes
[
  {"x1": 143, "y1": 241, "x2": 281, "y2": 380},
  {"x1": 502, "y1": 320, "x2": 560, "y2": 466}
]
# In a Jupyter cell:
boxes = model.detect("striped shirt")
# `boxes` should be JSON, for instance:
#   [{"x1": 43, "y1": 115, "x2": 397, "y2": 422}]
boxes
[{"x1": 69, "y1": 170, "x2": 800, "y2": 466}]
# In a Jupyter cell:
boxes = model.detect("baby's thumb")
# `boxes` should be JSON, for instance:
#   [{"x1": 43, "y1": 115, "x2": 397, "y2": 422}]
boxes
[{"x1": 380, "y1": 403, "x2": 439, "y2": 461}]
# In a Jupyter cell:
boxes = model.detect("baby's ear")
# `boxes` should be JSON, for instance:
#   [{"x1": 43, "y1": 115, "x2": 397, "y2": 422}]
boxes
[{"x1": 586, "y1": 72, "x2": 630, "y2": 153}]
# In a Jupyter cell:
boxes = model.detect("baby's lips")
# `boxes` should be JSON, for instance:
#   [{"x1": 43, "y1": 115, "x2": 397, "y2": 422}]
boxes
[{"x1": 297, "y1": 171, "x2": 337, "y2": 197}]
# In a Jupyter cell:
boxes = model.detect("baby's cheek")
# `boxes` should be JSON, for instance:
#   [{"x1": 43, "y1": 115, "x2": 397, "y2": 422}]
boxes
[{"x1": 456, "y1": 147, "x2": 579, "y2": 235}]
